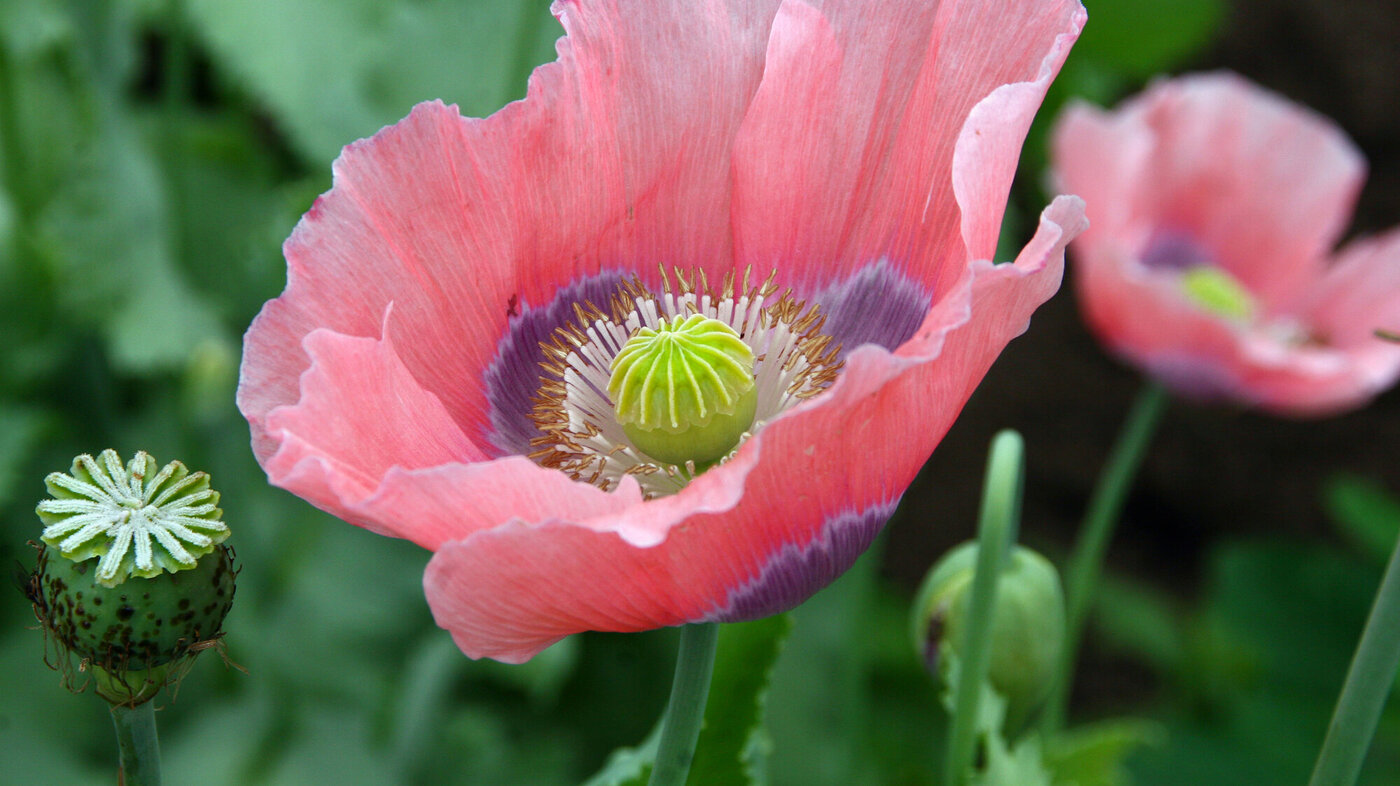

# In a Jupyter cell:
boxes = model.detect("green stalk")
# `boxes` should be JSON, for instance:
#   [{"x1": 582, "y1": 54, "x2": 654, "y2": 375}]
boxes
[
  {"x1": 111, "y1": 701, "x2": 162, "y2": 786},
  {"x1": 648, "y1": 623, "x2": 720, "y2": 786},
  {"x1": 1308, "y1": 528, "x2": 1400, "y2": 786},
  {"x1": 1042, "y1": 382, "x2": 1169, "y2": 735},
  {"x1": 945, "y1": 430, "x2": 1025, "y2": 786}
]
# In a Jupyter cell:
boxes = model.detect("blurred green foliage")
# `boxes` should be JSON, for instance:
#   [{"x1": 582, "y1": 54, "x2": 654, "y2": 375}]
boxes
[
  {"x1": 1089, "y1": 475, "x2": 1400, "y2": 786},
  {"x1": 2, "y1": 0, "x2": 1395, "y2": 784}
]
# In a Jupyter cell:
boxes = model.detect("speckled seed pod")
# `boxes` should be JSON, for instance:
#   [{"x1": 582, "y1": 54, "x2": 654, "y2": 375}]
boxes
[
  {"x1": 33, "y1": 543, "x2": 236, "y2": 704},
  {"x1": 31, "y1": 450, "x2": 236, "y2": 705}
]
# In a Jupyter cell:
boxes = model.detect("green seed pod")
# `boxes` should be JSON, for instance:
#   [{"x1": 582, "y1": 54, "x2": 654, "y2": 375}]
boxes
[
  {"x1": 30, "y1": 450, "x2": 236, "y2": 705},
  {"x1": 912, "y1": 541, "x2": 1064, "y2": 731},
  {"x1": 609, "y1": 313, "x2": 758, "y2": 467}
]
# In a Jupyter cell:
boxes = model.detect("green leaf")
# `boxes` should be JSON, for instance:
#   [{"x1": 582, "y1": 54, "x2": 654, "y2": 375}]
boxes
[
  {"x1": 580, "y1": 724, "x2": 660, "y2": 786},
  {"x1": 1131, "y1": 540, "x2": 1392, "y2": 785},
  {"x1": 689, "y1": 614, "x2": 794, "y2": 786},
  {"x1": 151, "y1": 109, "x2": 303, "y2": 324},
  {"x1": 7, "y1": 1, "x2": 223, "y2": 373},
  {"x1": 186, "y1": 0, "x2": 561, "y2": 164},
  {"x1": 582, "y1": 615, "x2": 794, "y2": 786},
  {"x1": 1325, "y1": 474, "x2": 1400, "y2": 564},
  {"x1": 1092, "y1": 574, "x2": 1184, "y2": 674},
  {"x1": 974, "y1": 734, "x2": 1054, "y2": 786},
  {"x1": 0, "y1": 404, "x2": 49, "y2": 509},
  {"x1": 940, "y1": 649, "x2": 1009, "y2": 739},
  {"x1": 1045, "y1": 719, "x2": 1165, "y2": 786},
  {"x1": 262, "y1": 708, "x2": 397, "y2": 786},
  {"x1": 0, "y1": 0, "x2": 73, "y2": 63},
  {"x1": 766, "y1": 545, "x2": 886, "y2": 786},
  {"x1": 36, "y1": 108, "x2": 223, "y2": 371}
]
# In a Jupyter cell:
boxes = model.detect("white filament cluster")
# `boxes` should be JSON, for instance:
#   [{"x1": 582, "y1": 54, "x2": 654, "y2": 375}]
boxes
[{"x1": 38, "y1": 450, "x2": 229, "y2": 586}]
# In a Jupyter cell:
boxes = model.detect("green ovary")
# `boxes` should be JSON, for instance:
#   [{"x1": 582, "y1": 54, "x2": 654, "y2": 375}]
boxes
[
  {"x1": 1180, "y1": 265, "x2": 1257, "y2": 322},
  {"x1": 609, "y1": 314, "x2": 758, "y2": 467}
]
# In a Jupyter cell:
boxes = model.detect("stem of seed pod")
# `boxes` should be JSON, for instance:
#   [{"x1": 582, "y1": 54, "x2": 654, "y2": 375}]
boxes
[
  {"x1": 648, "y1": 622, "x2": 720, "y2": 786},
  {"x1": 1042, "y1": 381, "x2": 1170, "y2": 735},
  {"x1": 1308, "y1": 526, "x2": 1400, "y2": 786},
  {"x1": 945, "y1": 430, "x2": 1025, "y2": 786},
  {"x1": 111, "y1": 701, "x2": 163, "y2": 786}
]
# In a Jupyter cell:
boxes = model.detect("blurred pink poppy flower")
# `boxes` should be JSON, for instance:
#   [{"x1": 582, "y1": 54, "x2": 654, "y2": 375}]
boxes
[
  {"x1": 238, "y1": 0, "x2": 1087, "y2": 662},
  {"x1": 1052, "y1": 73, "x2": 1400, "y2": 415}
]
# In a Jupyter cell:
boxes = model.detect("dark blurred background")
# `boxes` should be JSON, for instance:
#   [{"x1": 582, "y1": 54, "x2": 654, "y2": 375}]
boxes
[{"x1": 1, "y1": 0, "x2": 1397, "y2": 784}]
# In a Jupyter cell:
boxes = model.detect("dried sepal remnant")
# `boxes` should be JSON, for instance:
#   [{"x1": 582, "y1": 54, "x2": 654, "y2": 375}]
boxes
[
  {"x1": 529, "y1": 268, "x2": 842, "y2": 496},
  {"x1": 38, "y1": 450, "x2": 229, "y2": 587}
]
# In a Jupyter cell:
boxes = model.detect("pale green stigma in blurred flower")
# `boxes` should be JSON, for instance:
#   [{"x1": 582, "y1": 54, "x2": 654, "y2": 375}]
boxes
[
  {"x1": 1180, "y1": 266, "x2": 1256, "y2": 322},
  {"x1": 609, "y1": 313, "x2": 759, "y2": 467},
  {"x1": 38, "y1": 450, "x2": 229, "y2": 587}
]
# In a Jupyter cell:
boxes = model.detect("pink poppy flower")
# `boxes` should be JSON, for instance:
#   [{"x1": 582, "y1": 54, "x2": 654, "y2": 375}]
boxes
[
  {"x1": 1052, "y1": 73, "x2": 1400, "y2": 415},
  {"x1": 238, "y1": 0, "x2": 1087, "y2": 663}
]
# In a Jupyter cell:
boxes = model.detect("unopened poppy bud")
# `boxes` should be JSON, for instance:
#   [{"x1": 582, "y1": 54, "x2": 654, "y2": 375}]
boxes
[
  {"x1": 912, "y1": 542, "x2": 1064, "y2": 729},
  {"x1": 30, "y1": 450, "x2": 236, "y2": 705},
  {"x1": 609, "y1": 313, "x2": 758, "y2": 468}
]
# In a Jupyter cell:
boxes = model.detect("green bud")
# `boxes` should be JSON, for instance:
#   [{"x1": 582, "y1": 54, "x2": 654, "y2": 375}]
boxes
[
  {"x1": 30, "y1": 451, "x2": 236, "y2": 705},
  {"x1": 609, "y1": 314, "x2": 757, "y2": 467},
  {"x1": 1180, "y1": 265, "x2": 1256, "y2": 322},
  {"x1": 912, "y1": 542, "x2": 1064, "y2": 730}
]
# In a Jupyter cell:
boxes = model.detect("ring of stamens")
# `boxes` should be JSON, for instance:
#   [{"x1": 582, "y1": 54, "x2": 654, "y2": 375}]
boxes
[{"x1": 529, "y1": 267, "x2": 842, "y2": 497}]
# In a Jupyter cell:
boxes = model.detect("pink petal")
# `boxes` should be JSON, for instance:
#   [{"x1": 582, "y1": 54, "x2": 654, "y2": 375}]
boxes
[
  {"x1": 259, "y1": 315, "x2": 645, "y2": 547},
  {"x1": 731, "y1": 0, "x2": 1085, "y2": 295},
  {"x1": 1047, "y1": 102, "x2": 1155, "y2": 252},
  {"x1": 1055, "y1": 73, "x2": 1366, "y2": 311},
  {"x1": 425, "y1": 198, "x2": 1084, "y2": 662},
  {"x1": 241, "y1": 1, "x2": 786, "y2": 461},
  {"x1": 260, "y1": 320, "x2": 482, "y2": 538},
  {"x1": 1306, "y1": 229, "x2": 1400, "y2": 348}
]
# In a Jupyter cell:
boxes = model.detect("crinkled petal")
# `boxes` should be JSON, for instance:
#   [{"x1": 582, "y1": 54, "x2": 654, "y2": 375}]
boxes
[
  {"x1": 260, "y1": 314, "x2": 485, "y2": 540},
  {"x1": 425, "y1": 198, "x2": 1084, "y2": 662},
  {"x1": 731, "y1": 0, "x2": 1085, "y2": 296},
  {"x1": 240, "y1": 0, "x2": 785, "y2": 462},
  {"x1": 261, "y1": 310, "x2": 646, "y2": 547}
]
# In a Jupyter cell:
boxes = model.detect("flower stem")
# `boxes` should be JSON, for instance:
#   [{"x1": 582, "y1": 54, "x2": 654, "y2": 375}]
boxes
[
  {"x1": 111, "y1": 701, "x2": 163, "y2": 786},
  {"x1": 945, "y1": 430, "x2": 1025, "y2": 786},
  {"x1": 1042, "y1": 381, "x2": 1169, "y2": 735},
  {"x1": 1308, "y1": 527, "x2": 1400, "y2": 786},
  {"x1": 648, "y1": 622, "x2": 720, "y2": 786}
]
